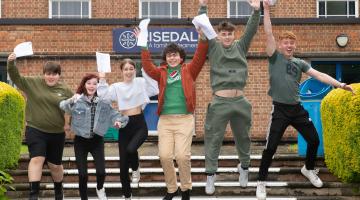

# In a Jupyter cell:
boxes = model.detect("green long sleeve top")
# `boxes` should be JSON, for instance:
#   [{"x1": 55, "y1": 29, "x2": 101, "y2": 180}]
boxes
[
  {"x1": 7, "y1": 61, "x2": 73, "y2": 133},
  {"x1": 199, "y1": 5, "x2": 260, "y2": 92}
]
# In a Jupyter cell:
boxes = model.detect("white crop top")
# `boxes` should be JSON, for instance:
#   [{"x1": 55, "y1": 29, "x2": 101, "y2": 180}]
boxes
[{"x1": 97, "y1": 70, "x2": 158, "y2": 111}]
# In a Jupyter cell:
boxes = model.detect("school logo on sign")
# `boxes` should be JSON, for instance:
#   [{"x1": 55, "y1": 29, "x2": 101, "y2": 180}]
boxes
[
  {"x1": 113, "y1": 28, "x2": 199, "y2": 53},
  {"x1": 119, "y1": 31, "x2": 137, "y2": 49}
]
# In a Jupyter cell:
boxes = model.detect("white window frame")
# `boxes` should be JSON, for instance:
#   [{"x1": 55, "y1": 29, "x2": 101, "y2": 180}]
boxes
[
  {"x1": 0, "y1": 0, "x2": 2, "y2": 18},
  {"x1": 227, "y1": 0, "x2": 263, "y2": 18},
  {"x1": 317, "y1": 0, "x2": 359, "y2": 18},
  {"x1": 139, "y1": 0, "x2": 181, "y2": 19},
  {"x1": 48, "y1": 0, "x2": 92, "y2": 19}
]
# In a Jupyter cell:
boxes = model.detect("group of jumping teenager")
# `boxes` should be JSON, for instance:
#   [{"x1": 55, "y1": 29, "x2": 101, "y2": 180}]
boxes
[{"x1": 7, "y1": 0, "x2": 354, "y2": 199}]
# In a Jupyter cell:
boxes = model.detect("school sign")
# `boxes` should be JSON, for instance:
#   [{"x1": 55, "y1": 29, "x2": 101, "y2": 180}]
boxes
[{"x1": 113, "y1": 28, "x2": 199, "y2": 53}]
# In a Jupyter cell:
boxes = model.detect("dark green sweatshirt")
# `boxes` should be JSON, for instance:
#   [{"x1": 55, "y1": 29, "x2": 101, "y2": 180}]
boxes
[
  {"x1": 199, "y1": 6, "x2": 260, "y2": 92},
  {"x1": 7, "y1": 61, "x2": 73, "y2": 133}
]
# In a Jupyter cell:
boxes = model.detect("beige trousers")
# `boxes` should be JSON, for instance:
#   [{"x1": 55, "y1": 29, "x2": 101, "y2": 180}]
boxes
[{"x1": 158, "y1": 114, "x2": 194, "y2": 193}]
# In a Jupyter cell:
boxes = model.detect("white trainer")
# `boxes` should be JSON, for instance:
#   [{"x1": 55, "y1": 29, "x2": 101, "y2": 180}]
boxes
[
  {"x1": 205, "y1": 174, "x2": 216, "y2": 195},
  {"x1": 125, "y1": 195, "x2": 132, "y2": 200},
  {"x1": 301, "y1": 165, "x2": 323, "y2": 188},
  {"x1": 238, "y1": 163, "x2": 249, "y2": 188},
  {"x1": 132, "y1": 168, "x2": 140, "y2": 183},
  {"x1": 96, "y1": 187, "x2": 108, "y2": 200},
  {"x1": 256, "y1": 181, "x2": 266, "y2": 200}
]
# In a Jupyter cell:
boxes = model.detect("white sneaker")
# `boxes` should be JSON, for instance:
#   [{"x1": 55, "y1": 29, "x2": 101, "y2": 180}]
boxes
[
  {"x1": 205, "y1": 174, "x2": 216, "y2": 195},
  {"x1": 132, "y1": 168, "x2": 140, "y2": 183},
  {"x1": 256, "y1": 181, "x2": 266, "y2": 200},
  {"x1": 238, "y1": 163, "x2": 249, "y2": 188},
  {"x1": 301, "y1": 165, "x2": 323, "y2": 188},
  {"x1": 96, "y1": 187, "x2": 108, "y2": 200},
  {"x1": 124, "y1": 195, "x2": 132, "y2": 200}
]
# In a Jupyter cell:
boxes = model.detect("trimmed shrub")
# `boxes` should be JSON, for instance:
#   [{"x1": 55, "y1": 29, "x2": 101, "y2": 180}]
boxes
[
  {"x1": 0, "y1": 82, "x2": 25, "y2": 170},
  {"x1": 321, "y1": 83, "x2": 360, "y2": 182}
]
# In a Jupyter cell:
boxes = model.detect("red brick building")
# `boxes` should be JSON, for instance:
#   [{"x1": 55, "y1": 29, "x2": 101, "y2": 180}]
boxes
[{"x1": 1, "y1": 0, "x2": 359, "y2": 140}]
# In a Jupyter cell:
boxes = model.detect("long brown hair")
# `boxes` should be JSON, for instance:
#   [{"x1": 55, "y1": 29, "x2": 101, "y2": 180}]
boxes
[{"x1": 76, "y1": 73, "x2": 99, "y2": 95}]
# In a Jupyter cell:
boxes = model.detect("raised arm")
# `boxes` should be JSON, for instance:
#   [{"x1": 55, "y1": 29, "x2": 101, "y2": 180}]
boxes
[
  {"x1": 97, "y1": 73, "x2": 117, "y2": 102},
  {"x1": 141, "y1": 68, "x2": 159, "y2": 97},
  {"x1": 237, "y1": 0, "x2": 261, "y2": 53},
  {"x1": 7, "y1": 53, "x2": 30, "y2": 90},
  {"x1": 187, "y1": 29, "x2": 209, "y2": 80},
  {"x1": 306, "y1": 68, "x2": 355, "y2": 94},
  {"x1": 263, "y1": 0, "x2": 276, "y2": 56},
  {"x1": 198, "y1": 0, "x2": 208, "y2": 15},
  {"x1": 134, "y1": 27, "x2": 162, "y2": 81},
  {"x1": 59, "y1": 94, "x2": 81, "y2": 114}
]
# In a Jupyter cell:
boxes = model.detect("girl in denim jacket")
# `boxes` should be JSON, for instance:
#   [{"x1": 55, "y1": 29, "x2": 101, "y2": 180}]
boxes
[{"x1": 60, "y1": 73, "x2": 129, "y2": 200}]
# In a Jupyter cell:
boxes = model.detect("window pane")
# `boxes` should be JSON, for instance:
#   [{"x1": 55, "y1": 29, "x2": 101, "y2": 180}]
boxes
[
  {"x1": 172, "y1": 2, "x2": 178, "y2": 17},
  {"x1": 327, "y1": 1, "x2": 347, "y2": 15},
  {"x1": 312, "y1": 64, "x2": 337, "y2": 79},
  {"x1": 52, "y1": 2, "x2": 59, "y2": 16},
  {"x1": 229, "y1": 1, "x2": 237, "y2": 16},
  {"x1": 142, "y1": 2, "x2": 149, "y2": 17},
  {"x1": 342, "y1": 64, "x2": 360, "y2": 84},
  {"x1": 60, "y1": 1, "x2": 82, "y2": 17},
  {"x1": 349, "y1": 1, "x2": 355, "y2": 15},
  {"x1": 82, "y1": 2, "x2": 89, "y2": 16},
  {"x1": 150, "y1": 2, "x2": 170, "y2": 18},
  {"x1": 319, "y1": 1, "x2": 325, "y2": 15},
  {"x1": 238, "y1": 1, "x2": 252, "y2": 16}
]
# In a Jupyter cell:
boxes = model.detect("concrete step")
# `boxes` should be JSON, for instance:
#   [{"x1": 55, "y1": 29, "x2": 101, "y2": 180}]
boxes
[
  {"x1": 15, "y1": 155, "x2": 326, "y2": 170},
  {"x1": 9, "y1": 166, "x2": 339, "y2": 183},
  {"x1": 7, "y1": 181, "x2": 360, "y2": 198}
]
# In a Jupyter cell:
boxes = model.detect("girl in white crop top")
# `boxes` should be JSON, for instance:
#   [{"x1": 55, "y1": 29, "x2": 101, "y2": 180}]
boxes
[{"x1": 97, "y1": 58, "x2": 158, "y2": 200}]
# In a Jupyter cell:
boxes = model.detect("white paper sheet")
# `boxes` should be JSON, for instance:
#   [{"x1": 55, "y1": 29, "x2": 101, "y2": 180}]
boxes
[
  {"x1": 192, "y1": 14, "x2": 217, "y2": 40},
  {"x1": 137, "y1": 19, "x2": 151, "y2": 47},
  {"x1": 96, "y1": 52, "x2": 111, "y2": 73},
  {"x1": 14, "y1": 42, "x2": 33, "y2": 58}
]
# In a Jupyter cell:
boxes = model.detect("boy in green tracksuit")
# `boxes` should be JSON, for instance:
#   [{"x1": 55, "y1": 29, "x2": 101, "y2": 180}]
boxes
[{"x1": 198, "y1": 0, "x2": 261, "y2": 195}]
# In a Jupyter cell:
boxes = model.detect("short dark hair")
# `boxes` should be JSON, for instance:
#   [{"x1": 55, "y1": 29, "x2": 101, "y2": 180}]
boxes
[
  {"x1": 120, "y1": 58, "x2": 136, "y2": 70},
  {"x1": 76, "y1": 73, "x2": 99, "y2": 95},
  {"x1": 43, "y1": 61, "x2": 61, "y2": 75},
  {"x1": 217, "y1": 21, "x2": 236, "y2": 32},
  {"x1": 162, "y1": 43, "x2": 186, "y2": 64}
]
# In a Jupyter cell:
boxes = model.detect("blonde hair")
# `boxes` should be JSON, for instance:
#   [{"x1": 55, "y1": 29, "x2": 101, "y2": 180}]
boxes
[{"x1": 279, "y1": 31, "x2": 297, "y2": 41}]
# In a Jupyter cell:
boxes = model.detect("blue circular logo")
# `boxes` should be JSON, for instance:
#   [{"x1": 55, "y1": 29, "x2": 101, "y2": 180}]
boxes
[{"x1": 119, "y1": 31, "x2": 137, "y2": 49}]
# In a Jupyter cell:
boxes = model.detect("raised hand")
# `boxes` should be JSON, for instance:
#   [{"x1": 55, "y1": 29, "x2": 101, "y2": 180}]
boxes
[
  {"x1": 199, "y1": 0, "x2": 208, "y2": 6},
  {"x1": 7, "y1": 53, "x2": 16, "y2": 62},
  {"x1": 114, "y1": 121, "x2": 122, "y2": 129},
  {"x1": 263, "y1": 0, "x2": 270, "y2": 10},
  {"x1": 134, "y1": 27, "x2": 141, "y2": 38},
  {"x1": 248, "y1": 0, "x2": 260, "y2": 11}
]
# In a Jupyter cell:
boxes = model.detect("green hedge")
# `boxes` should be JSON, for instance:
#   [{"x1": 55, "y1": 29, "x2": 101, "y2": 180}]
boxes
[
  {"x1": 0, "y1": 82, "x2": 25, "y2": 170},
  {"x1": 321, "y1": 83, "x2": 360, "y2": 182}
]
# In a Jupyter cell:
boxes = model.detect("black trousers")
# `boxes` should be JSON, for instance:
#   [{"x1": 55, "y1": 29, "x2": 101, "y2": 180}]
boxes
[
  {"x1": 74, "y1": 135, "x2": 106, "y2": 200},
  {"x1": 258, "y1": 101, "x2": 320, "y2": 181},
  {"x1": 118, "y1": 113, "x2": 148, "y2": 198}
]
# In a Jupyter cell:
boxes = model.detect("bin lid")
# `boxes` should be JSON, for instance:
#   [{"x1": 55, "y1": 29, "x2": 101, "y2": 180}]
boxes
[{"x1": 299, "y1": 78, "x2": 332, "y2": 100}]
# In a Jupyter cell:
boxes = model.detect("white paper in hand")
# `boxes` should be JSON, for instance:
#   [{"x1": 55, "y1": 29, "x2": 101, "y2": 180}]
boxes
[
  {"x1": 96, "y1": 52, "x2": 111, "y2": 73},
  {"x1": 192, "y1": 14, "x2": 217, "y2": 40},
  {"x1": 14, "y1": 42, "x2": 34, "y2": 58},
  {"x1": 137, "y1": 19, "x2": 151, "y2": 47}
]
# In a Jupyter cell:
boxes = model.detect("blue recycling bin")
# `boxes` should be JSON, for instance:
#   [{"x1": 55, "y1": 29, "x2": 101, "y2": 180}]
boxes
[{"x1": 298, "y1": 78, "x2": 332, "y2": 157}]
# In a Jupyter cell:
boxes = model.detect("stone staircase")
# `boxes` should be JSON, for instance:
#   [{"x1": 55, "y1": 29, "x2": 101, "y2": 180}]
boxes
[{"x1": 6, "y1": 141, "x2": 360, "y2": 199}]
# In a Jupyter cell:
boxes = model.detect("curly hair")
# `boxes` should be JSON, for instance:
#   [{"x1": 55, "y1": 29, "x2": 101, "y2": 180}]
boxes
[{"x1": 162, "y1": 43, "x2": 186, "y2": 64}]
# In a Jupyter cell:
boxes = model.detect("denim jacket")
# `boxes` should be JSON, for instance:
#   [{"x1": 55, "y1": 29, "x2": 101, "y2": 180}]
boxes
[{"x1": 60, "y1": 94, "x2": 129, "y2": 138}]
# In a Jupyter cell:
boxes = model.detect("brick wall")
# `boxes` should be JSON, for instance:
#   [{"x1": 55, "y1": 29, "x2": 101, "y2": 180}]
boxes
[
  {"x1": 2, "y1": 0, "x2": 359, "y2": 19},
  {"x1": 2, "y1": 0, "x2": 360, "y2": 140}
]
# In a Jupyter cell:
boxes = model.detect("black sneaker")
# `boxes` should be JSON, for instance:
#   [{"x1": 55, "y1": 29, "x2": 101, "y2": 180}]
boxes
[
  {"x1": 181, "y1": 189, "x2": 191, "y2": 200},
  {"x1": 162, "y1": 190, "x2": 178, "y2": 200}
]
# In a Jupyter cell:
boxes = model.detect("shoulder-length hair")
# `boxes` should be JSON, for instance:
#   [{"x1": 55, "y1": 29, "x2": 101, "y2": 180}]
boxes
[{"x1": 76, "y1": 73, "x2": 99, "y2": 95}]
